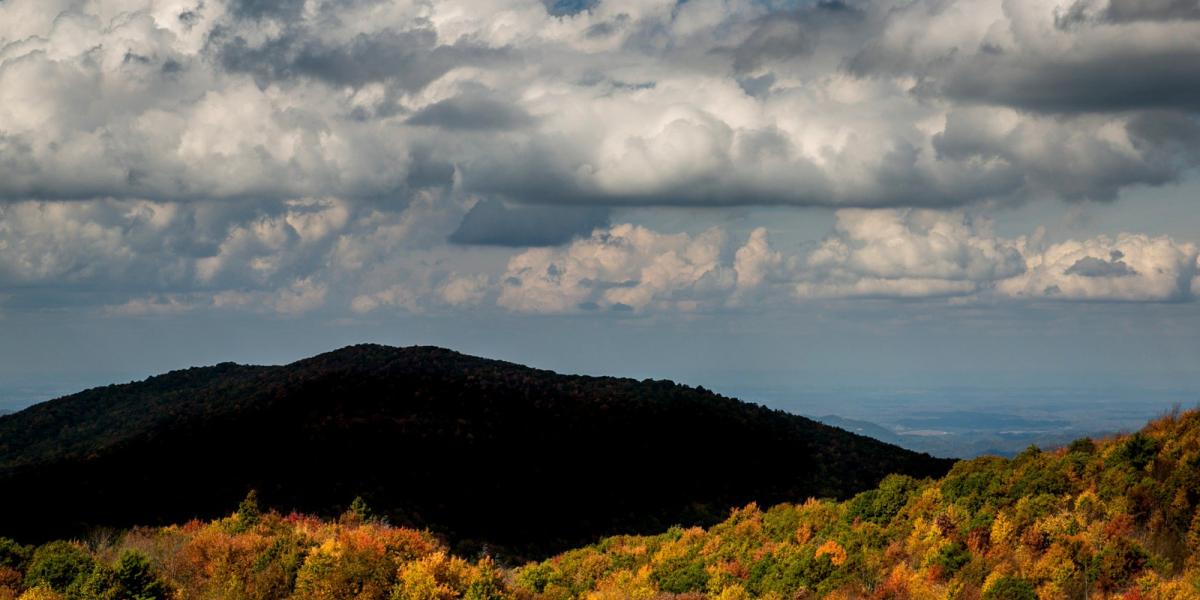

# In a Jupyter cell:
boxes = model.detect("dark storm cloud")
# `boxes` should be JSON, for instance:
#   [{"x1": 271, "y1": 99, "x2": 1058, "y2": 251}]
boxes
[
  {"x1": 405, "y1": 147, "x2": 457, "y2": 189},
  {"x1": 1127, "y1": 111, "x2": 1200, "y2": 162},
  {"x1": 406, "y1": 94, "x2": 536, "y2": 131},
  {"x1": 449, "y1": 199, "x2": 609, "y2": 246},
  {"x1": 227, "y1": 0, "x2": 306, "y2": 20},
  {"x1": 214, "y1": 27, "x2": 502, "y2": 90},
  {"x1": 1065, "y1": 251, "x2": 1138, "y2": 277},
  {"x1": 943, "y1": 50, "x2": 1200, "y2": 113},
  {"x1": 1105, "y1": 0, "x2": 1200, "y2": 22}
]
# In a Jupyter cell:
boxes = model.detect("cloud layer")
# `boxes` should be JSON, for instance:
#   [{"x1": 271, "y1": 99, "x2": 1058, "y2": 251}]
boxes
[
  {"x1": 2, "y1": 0, "x2": 1199, "y2": 208},
  {"x1": 11, "y1": 197, "x2": 1195, "y2": 316},
  {"x1": 494, "y1": 211, "x2": 1200, "y2": 313},
  {"x1": 2, "y1": 0, "x2": 1199, "y2": 317}
]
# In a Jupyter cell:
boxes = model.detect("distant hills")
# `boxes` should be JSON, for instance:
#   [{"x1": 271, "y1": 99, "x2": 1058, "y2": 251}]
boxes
[
  {"x1": 816, "y1": 414, "x2": 1103, "y2": 458},
  {"x1": 0, "y1": 344, "x2": 950, "y2": 559}
]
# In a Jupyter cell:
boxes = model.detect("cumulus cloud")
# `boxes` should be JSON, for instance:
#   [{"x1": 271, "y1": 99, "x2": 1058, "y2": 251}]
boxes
[
  {"x1": 794, "y1": 209, "x2": 1026, "y2": 299},
  {"x1": 4, "y1": 197, "x2": 1197, "y2": 317},
  {"x1": 498, "y1": 224, "x2": 735, "y2": 313},
  {"x1": 3, "y1": 0, "x2": 1200, "y2": 320},
  {"x1": 1, "y1": 0, "x2": 1198, "y2": 209},
  {"x1": 997, "y1": 234, "x2": 1199, "y2": 301},
  {"x1": 0, "y1": 195, "x2": 474, "y2": 315},
  {"x1": 491, "y1": 211, "x2": 1200, "y2": 312}
]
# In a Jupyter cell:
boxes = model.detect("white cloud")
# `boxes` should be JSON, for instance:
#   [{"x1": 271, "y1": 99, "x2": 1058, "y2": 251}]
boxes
[
  {"x1": 997, "y1": 234, "x2": 1199, "y2": 301},
  {"x1": 440, "y1": 274, "x2": 490, "y2": 307},
  {"x1": 0, "y1": 0, "x2": 1196, "y2": 209},
  {"x1": 498, "y1": 224, "x2": 735, "y2": 313},
  {"x1": 491, "y1": 211, "x2": 1200, "y2": 311},
  {"x1": 2, "y1": 0, "x2": 1200, "y2": 319},
  {"x1": 794, "y1": 209, "x2": 1026, "y2": 299}
]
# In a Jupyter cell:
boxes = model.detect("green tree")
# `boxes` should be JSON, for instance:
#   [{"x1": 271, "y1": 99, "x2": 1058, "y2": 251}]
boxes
[
  {"x1": 235, "y1": 489, "x2": 263, "y2": 530},
  {"x1": 24, "y1": 541, "x2": 95, "y2": 593},
  {"x1": 929, "y1": 541, "x2": 970, "y2": 577},
  {"x1": 982, "y1": 576, "x2": 1037, "y2": 600},
  {"x1": 0, "y1": 537, "x2": 32, "y2": 571},
  {"x1": 112, "y1": 551, "x2": 171, "y2": 600},
  {"x1": 344, "y1": 496, "x2": 374, "y2": 524},
  {"x1": 1109, "y1": 433, "x2": 1158, "y2": 471},
  {"x1": 464, "y1": 558, "x2": 507, "y2": 600}
]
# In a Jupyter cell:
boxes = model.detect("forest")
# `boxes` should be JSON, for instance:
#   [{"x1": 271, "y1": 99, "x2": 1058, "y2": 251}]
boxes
[{"x1": 3, "y1": 408, "x2": 1199, "y2": 599}]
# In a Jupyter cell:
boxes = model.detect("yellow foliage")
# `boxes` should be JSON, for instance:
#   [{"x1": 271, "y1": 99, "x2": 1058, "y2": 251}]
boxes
[
  {"x1": 795, "y1": 523, "x2": 813, "y2": 546},
  {"x1": 815, "y1": 540, "x2": 847, "y2": 567},
  {"x1": 16, "y1": 588, "x2": 63, "y2": 600},
  {"x1": 991, "y1": 512, "x2": 1016, "y2": 548},
  {"x1": 713, "y1": 583, "x2": 751, "y2": 600},
  {"x1": 393, "y1": 551, "x2": 474, "y2": 600},
  {"x1": 587, "y1": 566, "x2": 656, "y2": 600},
  {"x1": 394, "y1": 554, "x2": 457, "y2": 600},
  {"x1": 879, "y1": 562, "x2": 942, "y2": 600},
  {"x1": 1035, "y1": 580, "x2": 1070, "y2": 600},
  {"x1": 1123, "y1": 571, "x2": 1200, "y2": 600},
  {"x1": 1031, "y1": 543, "x2": 1078, "y2": 586}
]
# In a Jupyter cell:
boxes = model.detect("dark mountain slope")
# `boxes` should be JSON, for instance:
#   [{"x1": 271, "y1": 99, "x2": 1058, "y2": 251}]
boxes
[{"x1": 0, "y1": 345, "x2": 952, "y2": 559}]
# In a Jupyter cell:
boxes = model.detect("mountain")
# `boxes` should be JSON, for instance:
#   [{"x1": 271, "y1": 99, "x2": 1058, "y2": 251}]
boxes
[
  {"x1": 816, "y1": 415, "x2": 908, "y2": 446},
  {"x1": 0, "y1": 344, "x2": 951, "y2": 559},
  {"x1": 513, "y1": 409, "x2": 1200, "y2": 599}
]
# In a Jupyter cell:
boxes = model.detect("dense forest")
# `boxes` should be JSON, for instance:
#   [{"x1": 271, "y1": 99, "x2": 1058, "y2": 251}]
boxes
[
  {"x1": 0, "y1": 345, "x2": 949, "y2": 560},
  {"x1": 2, "y1": 409, "x2": 1199, "y2": 599}
]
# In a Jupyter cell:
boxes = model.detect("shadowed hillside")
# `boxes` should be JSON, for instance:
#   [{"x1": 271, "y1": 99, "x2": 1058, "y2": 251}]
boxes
[{"x1": 0, "y1": 344, "x2": 950, "y2": 559}]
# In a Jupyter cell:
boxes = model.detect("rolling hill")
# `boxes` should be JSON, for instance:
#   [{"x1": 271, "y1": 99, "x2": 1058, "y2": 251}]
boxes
[{"x1": 0, "y1": 344, "x2": 951, "y2": 559}]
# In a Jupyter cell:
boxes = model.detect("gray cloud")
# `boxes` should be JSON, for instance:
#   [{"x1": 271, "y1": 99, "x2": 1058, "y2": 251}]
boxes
[
  {"x1": 0, "y1": 0, "x2": 1198, "y2": 209},
  {"x1": 1065, "y1": 251, "x2": 1137, "y2": 277},
  {"x1": 407, "y1": 94, "x2": 536, "y2": 131},
  {"x1": 942, "y1": 50, "x2": 1200, "y2": 114},
  {"x1": 449, "y1": 199, "x2": 609, "y2": 246},
  {"x1": 1104, "y1": 0, "x2": 1200, "y2": 22},
  {"x1": 227, "y1": 0, "x2": 307, "y2": 20},
  {"x1": 213, "y1": 27, "x2": 499, "y2": 91}
]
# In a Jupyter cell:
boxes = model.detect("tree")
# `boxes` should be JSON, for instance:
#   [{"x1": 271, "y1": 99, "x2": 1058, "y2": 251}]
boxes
[
  {"x1": 0, "y1": 538, "x2": 31, "y2": 571},
  {"x1": 982, "y1": 576, "x2": 1037, "y2": 600},
  {"x1": 112, "y1": 551, "x2": 171, "y2": 600},
  {"x1": 236, "y1": 490, "x2": 262, "y2": 529},
  {"x1": 343, "y1": 496, "x2": 374, "y2": 524},
  {"x1": 23, "y1": 542, "x2": 94, "y2": 593}
]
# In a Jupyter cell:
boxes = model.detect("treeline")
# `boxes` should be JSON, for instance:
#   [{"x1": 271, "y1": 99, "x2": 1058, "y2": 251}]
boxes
[
  {"x1": 4, "y1": 409, "x2": 1200, "y2": 599},
  {"x1": 0, "y1": 494, "x2": 506, "y2": 600}
]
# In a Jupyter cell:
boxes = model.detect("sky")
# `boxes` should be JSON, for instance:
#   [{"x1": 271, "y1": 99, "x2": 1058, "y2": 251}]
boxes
[{"x1": 0, "y1": 0, "x2": 1198, "y2": 420}]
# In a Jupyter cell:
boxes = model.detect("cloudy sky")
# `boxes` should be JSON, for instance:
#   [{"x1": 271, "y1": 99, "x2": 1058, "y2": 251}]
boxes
[{"x1": 1, "y1": 0, "x2": 1198, "y2": 411}]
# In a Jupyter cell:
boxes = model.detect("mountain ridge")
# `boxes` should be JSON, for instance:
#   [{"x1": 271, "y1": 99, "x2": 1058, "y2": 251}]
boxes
[{"x1": 0, "y1": 344, "x2": 952, "y2": 560}]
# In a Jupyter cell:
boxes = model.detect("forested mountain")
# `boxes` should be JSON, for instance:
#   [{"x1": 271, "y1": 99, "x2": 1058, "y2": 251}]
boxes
[
  {"x1": 3, "y1": 409, "x2": 1197, "y2": 600},
  {"x1": 0, "y1": 345, "x2": 950, "y2": 559}
]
